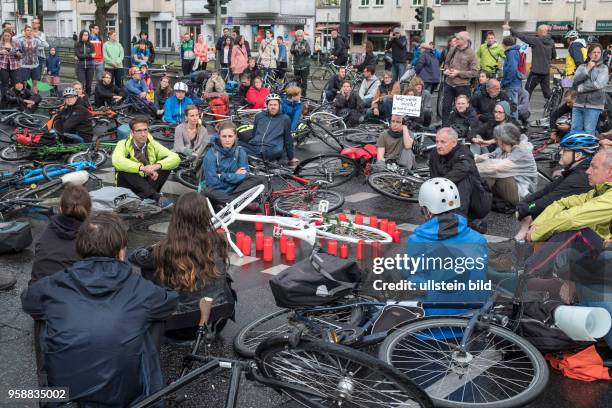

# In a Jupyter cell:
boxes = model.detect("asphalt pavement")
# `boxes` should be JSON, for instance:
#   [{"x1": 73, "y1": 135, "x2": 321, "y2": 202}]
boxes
[{"x1": 1, "y1": 88, "x2": 611, "y2": 408}]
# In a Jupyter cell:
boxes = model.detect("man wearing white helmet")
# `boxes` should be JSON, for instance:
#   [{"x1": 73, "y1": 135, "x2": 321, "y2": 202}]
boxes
[
  {"x1": 564, "y1": 30, "x2": 587, "y2": 77},
  {"x1": 53, "y1": 87, "x2": 93, "y2": 142},
  {"x1": 401, "y1": 178, "x2": 489, "y2": 310},
  {"x1": 163, "y1": 82, "x2": 194, "y2": 125}
]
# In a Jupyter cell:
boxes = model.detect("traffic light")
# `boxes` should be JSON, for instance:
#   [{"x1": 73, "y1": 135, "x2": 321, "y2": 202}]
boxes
[
  {"x1": 576, "y1": 18, "x2": 584, "y2": 31},
  {"x1": 415, "y1": 8, "x2": 423, "y2": 23},
  {"x1": 426, "y1": 7, "x2": 434, "y2": 23},
  {"x1": 205, "y1": 0, "x2": 230, "y2": 15}
]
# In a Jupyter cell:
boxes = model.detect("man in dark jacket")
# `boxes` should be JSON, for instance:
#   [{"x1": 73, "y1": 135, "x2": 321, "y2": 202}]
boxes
[
  {"x1": 240, "y1": 93, "x2": 296, "y2": 163},
  {"x1": 54, "y1": 87, "x2": 93, "y2": 142},
  {"x1": 428, "y1": 127, "x2": 492, "y2": 223},
  {"x1": 330, "y1": 30, "x2": 348, "y2": 66},
  {"x1": 216, "y1": 28, "x2": 230, "y2": 64},
  {"x1": 415, "y1": 43, "x2": 441, "y2": 93},
  {"x1": 505, "y1": 23, "x2": 556, "y2": 99},
  {"x1": 471, "y1": 79, "x2": 516, "y2": 123},
  {"x1": 324, "y1": 65, "x2": 347, "y2": 102},
  {"x1": 21, "y1": 212, "x2": 178, "y2": 407},
  {"x1": 386, "y1": 27, "x2": 407, "y2": 81},
  {"x1": 4, "y1": 81, "x2": 41, "y2": 110},
  {"x1": 290, "y1": 30, "x2": 311, "y2": 95},
  {"x1": 549, "y1": 89, "x2": 577, "y2": 140},
  {"x1": 94, "y1": 72, "x2": 124, "y2": 107}
]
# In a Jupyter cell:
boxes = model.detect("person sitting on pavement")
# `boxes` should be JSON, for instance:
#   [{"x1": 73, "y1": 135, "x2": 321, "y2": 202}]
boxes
[
  {"x1": 203, "y1": 121, "x2": 264, "y2": 210},
  {"x1": 173, "y1": 105, "x2": 209, "y2": 157},
  {"x1": 4, "y1": 81, "x2": 41, "y2": 111},
  {"x1": 139, "y1": 62, "x2": 154, "y2": 91},
  {"x1": 402, "y1": 178, "x2": 489, "y2": 312},
  {"x1": 514, "y1": 132, "x2": 598, "y2": 241},
  {"x1": 470, "y1": 78, "x2": 516, "y2": 123},
  {"x1": 429, "y1": 127, "x2": 492, "y2": 226},
  {"x1": 94, "y1": 70, "x2": 123, "y2": 107},
  {"x1": 154, "y1": 75, "x2": 173, "y2": 118},
  {"x1": 358, "y1": 65, "x2": 380, "y2": 109},
  {"x1": 324, "y1": 65, "x2": 347, "y2": 102},
  {"x1": 470, "y1": 101, "x2": 521, "y2": 154},
  {"x1": 71, "y1": 80, "x2": 92, "y2": 109},
  {"x1": 53, "y1": 87, "x2": 93, "y2": 143},
  {"x1": 447, "y1": 94, "x2": 480, "y2": 139},
  {"x1": 375, "y1": 114, "x2": 415, "y2": 170},
  {"x1": 371, "y1": 70, "x2": 401, "y2": 121},
  {"x1": 407, "y1": 76, "x2": 433, "y2": 127},
  {"x1": 111, "y1": 116, "x2": 180, "y2": 209},
  {"x1": 125, "y1": 66, "x2": 149, "y2": 98},
  {"x1": 233, "y1": 73, "x2": 251, "y2": 106},
  {"x1": 549, "y1": 89, "x2": 577, "y2": 142},
  {"x1": 473, "y1": 71, "x2": 491, "y2": 97},
  {"x1": 163, "y1": 82, "x2": 194, "y2": 125},
  {"x1": 21, "y1": 211, "x2": 178, "y2": 406},
  {"x1": 243, "y1": 57, "x2": 261, "y2": 80},
  {"x1": 204, "y1": 69, "x2": 226, "y2": 95},
  {"x1": 475, "y1": 122, "x2": 538, "y2": 212},
  {"x1": 240, "y1": 94, "x2": 296, "y2": 163},
  {"x1": 333, "y1": 80, "x2": 365, "y2": 127},
  {"x1": 281, "y1": 85, "x2": 305, "y2": 132},
  {"x1": 128, "y1": 192, "x2": 236, "y2": 339},
  {"x1": 245, "y1": 76, "x2": 270, "y2": 109}
]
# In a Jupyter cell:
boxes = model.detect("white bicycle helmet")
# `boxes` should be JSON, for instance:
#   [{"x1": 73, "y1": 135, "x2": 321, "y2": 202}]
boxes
[
  {"x1": 62, "y1": 87, "x2": 78, "y2": 97},
  {"x1": 564, "y1": 30, "x2": 580, "y2": 40},
  {"x1": 418, "y1": 178, "x2": 461, "y2": 215},
  {"x1": 173, "y1": 82, "x2": 189, "y2": 92},
  {"x1": 265, "y1": 93, "x2": 282, "y2": 105}
]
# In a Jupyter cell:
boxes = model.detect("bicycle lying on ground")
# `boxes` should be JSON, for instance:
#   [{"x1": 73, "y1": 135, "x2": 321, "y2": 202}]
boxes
[{"x1": 130, "y1": 297, "x2": 433, "y2": 408}]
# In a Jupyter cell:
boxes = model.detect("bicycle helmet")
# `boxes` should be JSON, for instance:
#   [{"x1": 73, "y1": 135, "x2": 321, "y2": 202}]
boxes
[
  {"x1": 418, "y1": 178, "x2": 461, "y2": 215},
  {"x1": 62, "y1": 87, "x2": 78, "y2": 98},
  {"x1": 128, "y1": 66, "x2": 140, "y2": 76},
  {"x1": 265, "y1": 93, "x2": 282, "y2": 105},
  {"x1": 564, "y1": 30, "x2": 580, "y2": 40},
  {"x1": 173, "y1": 82, "x2": 189, "y2": 92},
  {"x1": 559, "y1": 131, "x2": 599, "y2": 158}
]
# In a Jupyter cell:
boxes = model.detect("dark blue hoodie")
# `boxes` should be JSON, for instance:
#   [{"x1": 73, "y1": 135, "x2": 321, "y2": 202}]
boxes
[
  {"x1": 21, "y1": 257, "x2": 178, "y2": 407},
  {"x1": 502, "y1": 45, "x2": 522, "y2": 89},
  {"x1": 45, "y1": 54, "x2": 61, "y2": 75},
  {"x1": 203, "y1": 135, "x2": 249, "y2": 193}
]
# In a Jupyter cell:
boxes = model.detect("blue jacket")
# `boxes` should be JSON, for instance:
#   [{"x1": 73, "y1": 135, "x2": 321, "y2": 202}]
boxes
[
  {"x1": 501, "y1": 45, "x2": 522, "y2": 89},
  {"x1": 403, "y1": 212, "x2": 489, "y2": 314},
  {"x1": 203, "y1": 136, "x2": 249, "y2": 193},
  {"x1": 281, "y1": 97, "x2": 304, "y2": 131},
  {"x1": 433, "y1": 48, "x2": 442, "y2": 61},
  {"x1": 126, "y1": 78, "x2": 148, "y2": 97},
  {"x1": 277, "y1": 43, "x2": 288, "y2": 63},
  {"x1": 163, "y1": 95, "x2": 194, "y2": 125},
  {"x1": 45, "y1": 54, "x2": 61, "y2": 75},
  {"x1": 249, "y1": 110, "x2": 294, "y2": 160},
  {"x1": 415, "y1": 49, "x2": 440, "y2": 84},
  {"x1": 410, "y1": 46, "x2": 421, "y2": 67},
  {"x1": 21, "y1": 257, "x2": 178, "y2": 406}
]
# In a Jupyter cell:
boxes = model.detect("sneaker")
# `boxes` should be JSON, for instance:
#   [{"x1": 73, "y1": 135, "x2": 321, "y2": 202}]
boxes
[
  {"x1": 157, "y1": 198, "x2": 174, "y2": 210},
  {"x1": 0, "y1": 271, "x2": 16, "y2": 291}
]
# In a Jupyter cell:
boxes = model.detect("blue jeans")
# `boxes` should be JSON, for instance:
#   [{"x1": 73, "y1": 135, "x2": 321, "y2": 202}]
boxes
[
  {"x1": 63, "y1": 133, "x2": 85, "y2": 143},
  {"x1": 239, "y1": 141, "x2": 283, "y2": 161},
  {"x1": 362, "y1": 95, "x2": 373, "y2": 109},
  {"x1": 576, "y1": 283, "x2": 612, "y2": 348},
  {"x1": 392, "y1": 62, "x2": 406, "y2": 82},
  {"x1": 504, "y1": 86, "x2": 520, "y2": 120},
  {"x1": 571, "y1": 107, "x2": 602, "y2": 135}
]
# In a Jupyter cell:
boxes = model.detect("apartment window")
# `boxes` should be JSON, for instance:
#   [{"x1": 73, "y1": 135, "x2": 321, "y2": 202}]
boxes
[
  {"x1": 353, "y1": 33, "x2": 364, "y2": 46},
  {"x1": 434, "y1": 0, "x2": 441, "y2": 4},
  {"x1": 539, "y1": 0, "x2": 552, "y2": 2},
  {"x1": 375, "y1": 0, "x2": 384, "y2": 5},
  {"x1": 412, "y1": 0, "x2": 423, "y2": 5},
  {"x1": 155, "y1": 21, "x2": 172, "y2": 49},
  {"x1": 360, "y1": 0, "x2": 369, "y2": 5},
  {"x1": 395, "y1": 0, "x2": 401, "y2": 5},
  {"x1": 478, "y1": 0, "x2": 491, "y2": 2},
  {"x1": 106, "y1": 19, "x2": 116, "y2": 33}
]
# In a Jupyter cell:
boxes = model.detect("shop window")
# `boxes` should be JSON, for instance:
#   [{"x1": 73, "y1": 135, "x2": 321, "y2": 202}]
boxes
[
  {"x1": 155, "y1": 21, "x2": 172, "y2": 49},
  {"x1": 353, "y1": 33, "x2": 364, "y2": 46}
]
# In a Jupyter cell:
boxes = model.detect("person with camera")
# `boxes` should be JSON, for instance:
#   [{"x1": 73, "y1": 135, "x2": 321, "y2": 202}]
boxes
[{"x1": 386, "y1": 27, "x2": 408, "y2": 82}]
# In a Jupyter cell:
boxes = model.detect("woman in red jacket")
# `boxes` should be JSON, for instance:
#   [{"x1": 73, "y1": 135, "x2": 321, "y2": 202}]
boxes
[{"x1": 245, "y1": 76, "x2": 270, "y2": 109}]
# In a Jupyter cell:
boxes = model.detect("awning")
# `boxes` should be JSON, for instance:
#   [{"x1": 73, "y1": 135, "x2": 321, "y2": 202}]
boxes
[
  {"x1": 178, "y1": 18, "x2": 204, "y2": 26},
  {"x1": 316, "y1": 24, "x2": 339, "y2": 31},
  {"x1": 349, "y1": 24, "x2": 397, "y2": 34}
]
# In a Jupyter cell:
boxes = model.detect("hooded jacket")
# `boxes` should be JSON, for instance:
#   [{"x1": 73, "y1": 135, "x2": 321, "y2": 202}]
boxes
[
  {"x1": 94, "y1": 79, "x2": 123, "y2": 107},
  {"x1": 245, "y1": 86, "x2": 270, "y2": 109},
  {"x1": 476, "y1": 42, "x2": 505, "y2": 74},
  {"x1": 203, "y1": 135, "x2": 249, "y2": 193},
  {"x1": 21, "y1": 257, "x2": 178, "y2": 407},
  {"x1": 510, "y1": 30, "x2": 556, "y2": 75},
  {"x1": 415, "y1": 49, "x2": 441, "y2": 84},
  {"x1": 573, "y1": 60, "x2": 609, "y2": 110},
  {"x1": 566, "y1": 39, "x2": 587, "y2": 77},
  {"x1": 502, "y1": 45, "x2": 522, "y2": 89},
  {"x1": 112, "y1": 133, "x2": 181, "y2": 176},
  {"x1": 448, "y1": 107, "x2": 480, "y2": 138},
  {"x1": 471, "y1": 89, "x2": 516, "y2": 123},
  {"x1": 517, "y1": 160, "x2": 591, "y2": 220},
  {"x1": 30, "y1": 214, "x2": 83, "y2": 284},
  {"x1": 162, "y1": 95, "x2": 194, "y2": 125},
  {"x1": 403, "y1": 212, "x2": 489, "y2": 309},
  {"x1": 281, "y1": 96, "x2": 305, "y2": 131},
  {"x1": 54, "y1": 103, "x2": 93, "y2": 141},
  {"x1": 249, "y1": 110, "x2": 294, "y2": 160}
]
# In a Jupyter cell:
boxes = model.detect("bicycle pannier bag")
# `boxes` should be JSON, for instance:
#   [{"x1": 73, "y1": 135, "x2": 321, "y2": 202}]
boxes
[
  {"x1": 0, "y1": 221, "x2": 32, "y2": 254},
  {"x1": 269, "y1": 249, "x2": 362, "y2": 308}
]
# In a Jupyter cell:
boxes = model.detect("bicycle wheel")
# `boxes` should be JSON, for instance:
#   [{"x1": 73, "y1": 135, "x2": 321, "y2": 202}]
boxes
[
  {"x1": 41, "y1": 164, "x2": 76, "y2": 181},
  {"x1": 14, "y1": 113, "x2": 49, "y2": 130},
  {"x1": 293, "y1": 154, "x2": 358, "y2": 188},
  {"x1": 149, "y1": 124, "x2": 175, "y2": 143},
  {"x1": 273, "y1": 189, "x2": 343, "y2": 216},
  {"x1": 175, "y1": 167, "x2": 198, "y2": 190},
  {"x1": 308, "y1": 120, "x2": 345, "y2": 152},
  {"x1": 310, "y1": 67, "x2": 330, "y2": 91},
  {"x1": 367, "y1": 171, "x2": 425, "y2": 202},
  {"x1": 378, "y1": 317, "x2": 549, "y2": 408},
  {"x1": 315, "y1": 219, "x2": 392, "y2": 243},
  {"x1": 68, "y1": 150, "x2": 107, "y2": 167},
  {"x1": 255, "y1": 337, "x2": 433, "y2": 408},
  {"x1": 0, "y1": 145, "x2": 32, "y2": 161},
  {"x1": 341, "y1": 131, "x2": 378, "y2": 147},
  {"x1": 234, "y1": 298, "x2": 369, "y2": 358},
  {"x1": 39, "y1": 97, "x2": 64, "y2": 110}
]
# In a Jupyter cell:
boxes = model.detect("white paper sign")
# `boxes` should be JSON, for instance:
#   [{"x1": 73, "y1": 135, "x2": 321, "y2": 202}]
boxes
[{"x1": 392, "y1": 95, "x2": 422, "y2": 117}]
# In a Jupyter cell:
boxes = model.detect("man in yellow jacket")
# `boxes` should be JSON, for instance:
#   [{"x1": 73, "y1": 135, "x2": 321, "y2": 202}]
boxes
[{"x1": 112, "y1": 116, "x2": 180, "y2": 208}]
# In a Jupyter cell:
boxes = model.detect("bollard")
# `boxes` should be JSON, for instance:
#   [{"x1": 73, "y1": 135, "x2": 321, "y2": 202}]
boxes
[
  {"x1": 242, "y1": 236, "x2": 252, "y2": 256},
  {"x1": 235, "y1": 232, "x2": 245, "y2": 250},
  {"x1": 357, "y1": 240, "x2": 365, "y2": 261},
  {"x1": 255, "y1": 213, "x2": 264, "y2": 231},
  {"x1": 263, "y1": 237, "x2": 273, "y2": 262},
  {"x1": 339, "y1": 244, "x2": 348, "y2": 259},
  {"x1": 327, "y1": 240, "x2": 338, "y2": 256},
  {"x1": 285, "y1": 240, "x2": 296, "y2": 262},
  {"x1": 280, "y1": 235, "x2": 288, "y2": 254},
  {"x1": 255, "y1": 232, "x2": 264, "y2": 251}
]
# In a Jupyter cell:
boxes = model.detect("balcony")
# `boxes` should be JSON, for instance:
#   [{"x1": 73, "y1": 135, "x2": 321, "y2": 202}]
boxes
[{"x1": 439, "y1": 0, "x2": 528, "y2": 22}]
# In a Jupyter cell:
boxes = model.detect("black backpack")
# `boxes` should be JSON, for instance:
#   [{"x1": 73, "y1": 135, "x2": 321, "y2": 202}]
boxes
[
  {"x1": 269, "y1": 248, "x2": 362, "y2": 308},
  {"x1": 0, "y1": 221, "x2": 32, "y2": 253}
]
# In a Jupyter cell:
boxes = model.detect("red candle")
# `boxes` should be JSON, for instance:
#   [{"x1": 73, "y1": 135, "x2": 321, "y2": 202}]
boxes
[
  {"x1": 369, "y1": 215, "x2": 378, "y2": 228},
  {"x1": 242, "y1": 236, "x2": 252, "y2": 256},
  {"x1": 285, "y1": 240, "x2": 296, "y2": 262},
  {"x1": 280, "y1": 235, "x2": 288, "y2": 254},
  {"x1": 338, "y1": 213, "x2": 347, "y2": 222},
  {"x1": 388, "y1": 221, "x2": 397, "y2": 234},
  {"x1": 255, "y1": 232, "x2": 264, "y2": 251},
  {"x1": 355, "y1": 214, "x2": 363, "y2": 225},
  {"x1": 235, "y1": 232, "x2": 245, "y2": 250},
  {"x1": 357, "y1": 240, "x2": 365, "y2": 260},
  {"x1": 264, "y1": 203, "x2": 271, "y2": 216},
  {"x1": 263, "y1": 237, "x2": 273, "y2": 262},
  {"x1": 339, "y1": 244, "x2": 348, "y2": 259},
  {"x1": 393, "y1": 229, "x2": 401, "y2": 243},
  {"x1": 372, "y1": 241, "x2": 381, "y2": 258},
  {"x1": 327, "y1": 240, "x2": 338, "y2": 256},
  {"x1": 255, "y1": 213, "x2": 264, "y2": 232},
  {"x1": 379, "y1": 219, "x2": 388, "y2": 234}
]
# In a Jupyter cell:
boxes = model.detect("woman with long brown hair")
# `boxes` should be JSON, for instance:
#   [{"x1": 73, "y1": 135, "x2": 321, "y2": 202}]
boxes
[{"x1": 130, "y1": 192, "x2": 236, "y2": 334}]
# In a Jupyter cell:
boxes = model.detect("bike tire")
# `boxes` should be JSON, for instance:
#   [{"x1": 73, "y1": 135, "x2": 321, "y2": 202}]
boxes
[
  {"x1": 0, "y1": 145, "x2": 32, "y2": 161},
  {"x1": 175, "y1": 167, "x2": 198, "y2": 190},
  {"x1": 67, "y1": 150, "x2": 107, "y2": 167},
  {"x1": 378, "y1": 317, "x2": 549, "y2": 408},
  {"x1": 273, "y1": 189, "x2": 343, "y2": 216},
  {"x1": 39, "y1": 97, "x2": 64, "y2": 110},
  {"x1": 367, "y1": 171, "x2": 425, "y2": 202},
  {"x1": 436, "y1": 88, "x2": 444, "y2": 119},
  {"x1": 315, "y1": 219, "x2": 392, "y2": 244},
  {"x1": 41, "y1": 164, "x2": 76, "y2": 182},
  {"x1": 14, "y1": 113, "x2": 49, "y2": 130},
  {"x1": 309, "y1": 66, "x2": 329, "y2": 91},
  {"x1": 149, "y1": 124, "x2": 175, "y2": 143},
  {"x1": 293, "y1": 154, "x2": 358, "y2": 188},
  {"x1": 308, "y1": 120, "x2": 345, "y2": 152},
  {"x1": 233, "y1": 299, "x2": 368, "y2": 358},
  {"x1": 255, "y1": 337, "x2": 434, "y2": 408}
]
